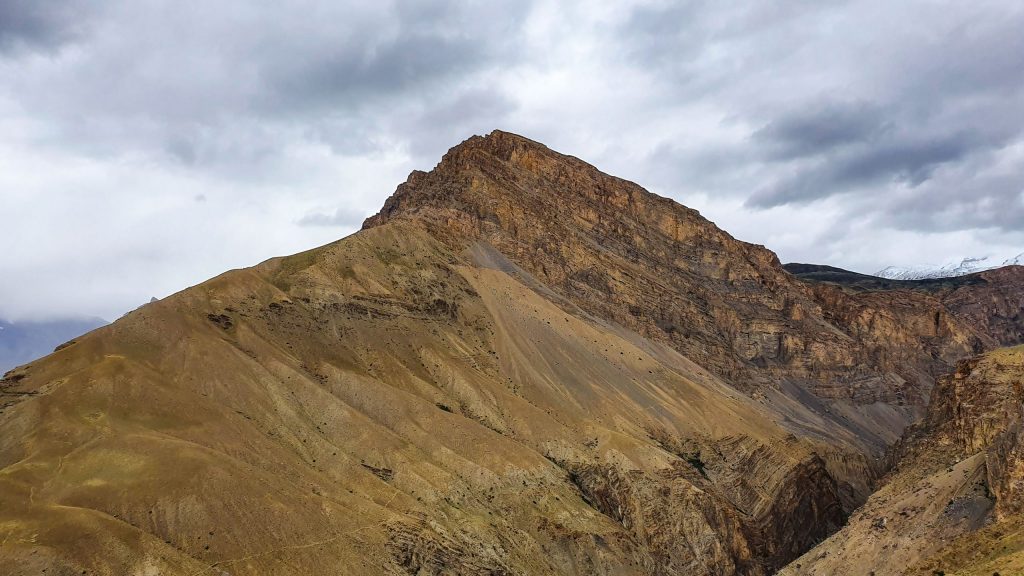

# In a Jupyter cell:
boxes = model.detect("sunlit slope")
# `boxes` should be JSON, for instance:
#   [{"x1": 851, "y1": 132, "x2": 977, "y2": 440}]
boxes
[
  {"x1": 5, "y1": 130, "x2": 1019, "y2": 576},
  {"x1": 1, "y1": 221, "x2": 843, "y2": 575}
]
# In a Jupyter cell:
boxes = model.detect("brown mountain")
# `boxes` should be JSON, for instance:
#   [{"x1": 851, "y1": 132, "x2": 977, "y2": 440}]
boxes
[
  {"x1": 785, "y1": 263, "x2": 1024, "y2": 350},
  {"x1": 1, "y1": 131, "x2": 1021, "y2": 575},
  {"x1": 781, "y1": 344, "x2": 1024, "y2": 575}
]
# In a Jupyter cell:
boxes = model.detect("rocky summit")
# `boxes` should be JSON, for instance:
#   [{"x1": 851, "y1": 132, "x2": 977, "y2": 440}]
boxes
[{"x1": 2, "y1": 131, "x2": 1023, "y2": 575}]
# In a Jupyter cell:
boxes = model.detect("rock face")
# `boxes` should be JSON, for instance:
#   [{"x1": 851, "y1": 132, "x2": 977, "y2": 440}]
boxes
[
  {"x1": 940, "y1": 266, "x2": 1024, "y2": 349},
  {"x1": 786, "y1": 262, "x2": 1024, "y2": 352},
  {"x1": 1, "y1": 131, "x2": 1021, "y2": 575},
  {"x1": 780, "y1": 345, "x2": 1024, "y2": 576},
  {"x1": 365, "y1": 132, "x2": 1009, "y2": 472},
  {"x1": 365, "y1": 133, "x2": 980, "y2": 406}
]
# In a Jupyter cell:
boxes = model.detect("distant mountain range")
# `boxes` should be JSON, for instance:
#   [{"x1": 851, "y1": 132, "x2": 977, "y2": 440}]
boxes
[
  {"x1": 0, "y1": 317, "x2": 108, "y2": 374},
  {"x1": 874, "y1": 253, "x2": 1024, "y2": 280}
]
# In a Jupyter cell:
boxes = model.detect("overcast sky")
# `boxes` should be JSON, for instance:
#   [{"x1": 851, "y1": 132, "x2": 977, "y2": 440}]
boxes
[{"x1": 2, "y1": 0, "x2": 1022, "y2": 321}]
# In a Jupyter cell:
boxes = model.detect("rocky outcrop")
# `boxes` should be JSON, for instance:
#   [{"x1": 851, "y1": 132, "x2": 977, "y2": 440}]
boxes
[
  {"x1": 364, "y1": 131, "x2": 1021, "y2": 511},
  {"x1": 794, "y1": 281, "x2": 981, "y2": 406},
  {"x1": 365, "y1": 133, "x2": 998, "y2": 415},
  {"x1": 786, "y1": 262, "x2": 1024, "y2": 356},
  {"x1": 781, "y1": 345, "x2": 1024, "y2": 575},
  {"x1": 912, "y1": 346, "x2": 1024, "y2": 524},
  {"x1": 942, "y1": 266, "x2": 1024, "y2": 349}
]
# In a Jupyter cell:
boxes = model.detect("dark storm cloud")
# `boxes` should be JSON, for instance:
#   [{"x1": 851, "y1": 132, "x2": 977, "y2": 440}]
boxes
[
  {"x1": 752, "y1": 101, "x2": 890, "y2": 161},
  {"x1": 742, "y1": 90, "x2": 1022, "y2": 220},
  {"x1": 746, "y1": 129, "x2": 995, "y2": 207},
  {"x1": 0, "y1": 0, "x2": 90, "y2": 52}
]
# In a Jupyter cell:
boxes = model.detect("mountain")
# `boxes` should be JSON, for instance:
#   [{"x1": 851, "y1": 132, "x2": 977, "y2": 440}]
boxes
[
  {"x1": 785, "y1": 263, "x2": 1024, "y2": 349},
  {"x1": 2, "y1": 131, "x2": 1022, "y2": 575},
  {"x1": 783, "y1": 262, "x2": 989, "y2": 290},
  {"x1": 0, "y1": 317, "x2": 108, "y2": 374},
  {"x1": 875, "y1": 253, "x2": 1024, "y2": 280},
  {"x1": 781, "y1": 345, "x2": 1024, "y2": 575}
]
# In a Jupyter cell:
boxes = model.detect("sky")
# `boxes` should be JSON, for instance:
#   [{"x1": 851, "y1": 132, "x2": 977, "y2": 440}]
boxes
[{"x1": 1, "y1": 0, "x2": 1022, "y2": 322}]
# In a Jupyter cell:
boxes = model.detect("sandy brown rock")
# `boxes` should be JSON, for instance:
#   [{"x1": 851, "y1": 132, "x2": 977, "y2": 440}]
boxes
[
  {"x1": 941, "y1": 266, "x2": 1024, "y2": 349},
  {"x1": 0, "y1": 220, "x2": 846, "y2": 575},
  {"x1": 364, "y1": 131, "x2": 1019, "y2": 507},
  {"x1": 1, "y1": 131, "x2": 1021, "y2": 575},
  {"x1": 781, "y1": 345, "x2": 1024, "y2": 576}
]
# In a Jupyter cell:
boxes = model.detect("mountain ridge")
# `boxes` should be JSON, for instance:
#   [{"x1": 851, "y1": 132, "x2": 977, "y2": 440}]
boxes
[
  {"x1": 874, "y1": 253, "x2": 1024, "y2": 280},
  {"x1": 2, "y1": 130, "x2": 1023, "y2": 576}
]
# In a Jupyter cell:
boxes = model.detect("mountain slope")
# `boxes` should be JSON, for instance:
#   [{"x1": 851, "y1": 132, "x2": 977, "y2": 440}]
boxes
[
  {"x1": 0, "y1": 220, "x2": 842, "y2": 575},
  {"x1": 785, "y1": 263, "x2": 1024, "y2": 350},
  {"x1": 781, "y1": 345, "x2": 1024, "y2": 575},
  {"x1": 365, "y1": 132, "x2": 997, "y2": 464},
  {"x1": 1, "y1": 131, "x2": 1019, "y2": 575}
]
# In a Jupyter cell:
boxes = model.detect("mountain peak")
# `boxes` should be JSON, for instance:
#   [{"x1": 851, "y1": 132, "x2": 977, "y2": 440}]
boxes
[
  {"x1": 8, "y1": 130, "x2": 1024, "y2": 576},
  {"x1": 452, "y1": 129, "x2": 551, "y2": 157},
  {"x1": 362, "y1": 129, "x2": 693, "y2": 233},
  {"x1": 363, "y1": 129, "x2": 575, "y2": 229}
]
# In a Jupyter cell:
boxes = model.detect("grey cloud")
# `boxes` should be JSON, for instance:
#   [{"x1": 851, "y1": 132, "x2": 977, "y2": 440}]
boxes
[
  {"x1": 747, "y1": 130, "x2": 985, "y2": 207},
  {"x1": 621, "y1": 1, "x2": 839, "y2": 66},
  {"x1": 752, "y1": 101, "x2": 890, "y2": 160},
  {"x1": 883, "y1": 9, "x2": 1024, "y2": 101},
  {"x1": 879, "y1": 169, "x2": 1024, "y2": 233},
  {"x1": 2, "y1": 0, "x2": 1023, "y2": 321},
  {"x1": 616, "y1": 0, "x2": 851, "y2": 98},
  {"x1": 297, "y1": 207, "x2": 369, "y2": 228},
  {"x1": 0, "y1": 0, "x2": 90, "y2": 53},
  {"x1": 3, "y1": 0, "x2": 528, "y2": 171},
  {"x1": 401, "y1": 88, "x2": 518, "y2": 159},
  {"x1": 614, "y1": 1, "x2": 1024, "y2": 236},
  {"x1": 260, "y1": 28, "x2": 497, "y2": 115}
]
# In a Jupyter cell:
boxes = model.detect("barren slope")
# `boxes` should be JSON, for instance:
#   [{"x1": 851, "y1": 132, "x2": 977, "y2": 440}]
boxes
[
  {"x1": 1, "y1": 131, "x2": 1019, "y2": 575},
  {"x1": 1, "y1": 220, "x2": 844, "y2": 575},
  {"x1": 364, "y1": 131, "x2": 1011, "y2": 505},
  {"x1": 781, "y1": 345, "x2": 1024, "y2": 576}
]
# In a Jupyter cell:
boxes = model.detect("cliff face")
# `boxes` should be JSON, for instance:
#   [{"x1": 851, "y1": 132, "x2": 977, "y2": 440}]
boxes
[
  {"x1": 781, "y1": 345, "x2": 1024, "y2": 576},
  {"x1": 1, "y1": 131, "x2": 1020, "y2": 576},
  {"x1": 786, "y1": 262, "x2": 1024, "y2": 357},
  {"x1": 910, "y1": 346, "x2": 1024, "y2": 522},
  {"x1": 365, "y1": 132, "x2": 997, "y2": 453},
  {"x1": 941, "y1": 266, "x2": 1024, "y2": 349},
  {"x1": 366, "y1": 132, "x2": 955, "y2": 386}
]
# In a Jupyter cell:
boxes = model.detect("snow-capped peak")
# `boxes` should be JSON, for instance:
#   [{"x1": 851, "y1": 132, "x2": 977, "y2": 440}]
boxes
[{"x1": 874, "y1": 252, "x2": 1024, "y2": 280}]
